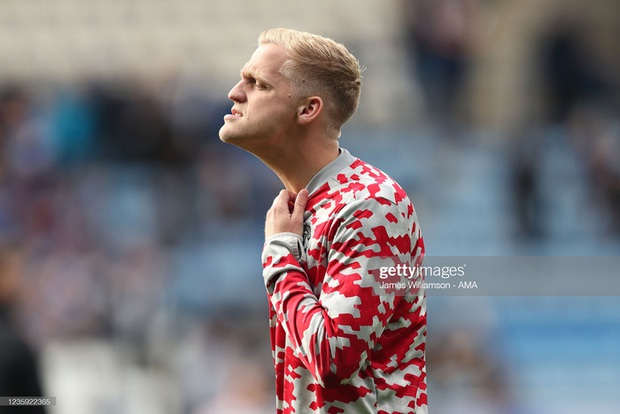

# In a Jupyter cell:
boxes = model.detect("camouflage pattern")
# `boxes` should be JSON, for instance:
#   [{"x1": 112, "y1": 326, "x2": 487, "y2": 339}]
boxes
[{"x1": 262, "y1": 148, "x2": 427, "y2": 414}]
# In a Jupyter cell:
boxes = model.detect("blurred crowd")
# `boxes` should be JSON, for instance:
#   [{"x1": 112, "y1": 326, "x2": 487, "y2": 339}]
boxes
[
  {"x1": 401, "y1": 0, "x2": 620, "y2": 242},
  {"x1": 0, "y1": 1, "x2": 618, "y2": 413},
  {"x1": 0, "y1": 78, "x2": 281, "y2": 413}
]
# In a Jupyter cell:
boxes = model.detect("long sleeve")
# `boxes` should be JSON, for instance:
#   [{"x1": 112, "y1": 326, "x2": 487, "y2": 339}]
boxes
[
  {"x1": 261, "y1": 149, "x2": 426, "y2": 414},
  {"x1": 262, "y1": 197, "x2": 421, "y2": 388}
]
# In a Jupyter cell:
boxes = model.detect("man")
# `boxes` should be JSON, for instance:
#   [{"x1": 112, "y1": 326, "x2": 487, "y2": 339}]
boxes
[
  {"x1": 219, "y1": 28, "x2": 427, "y2": 414},
  {"x1": 0, "y1": 246, "x2": 47, "y2": 414}
]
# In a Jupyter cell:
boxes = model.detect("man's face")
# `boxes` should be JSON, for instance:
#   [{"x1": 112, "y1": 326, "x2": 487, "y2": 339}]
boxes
[{"x1": 219, "y1": 43, "x2": 299, "y2": 150}]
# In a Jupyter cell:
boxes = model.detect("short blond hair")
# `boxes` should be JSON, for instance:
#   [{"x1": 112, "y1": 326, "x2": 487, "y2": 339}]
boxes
[{"x1": 258, "y1": 28, "x2": 362, "y2": 135}]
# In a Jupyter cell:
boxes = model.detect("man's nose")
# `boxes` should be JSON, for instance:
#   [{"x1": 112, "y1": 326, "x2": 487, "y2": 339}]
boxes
[{"x1": 227, "y1": 80, "x2": 246, "y2": 102}]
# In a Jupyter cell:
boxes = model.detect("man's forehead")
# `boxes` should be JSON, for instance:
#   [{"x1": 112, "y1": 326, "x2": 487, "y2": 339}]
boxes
[{"x1": 242, "y1": 44, "x2": 288, "y2": 77}]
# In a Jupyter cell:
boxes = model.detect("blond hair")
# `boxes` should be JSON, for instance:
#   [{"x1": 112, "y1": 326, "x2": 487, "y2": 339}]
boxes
[{"x1": 258, "y1": 28, "x2": 362, "y2": 135}]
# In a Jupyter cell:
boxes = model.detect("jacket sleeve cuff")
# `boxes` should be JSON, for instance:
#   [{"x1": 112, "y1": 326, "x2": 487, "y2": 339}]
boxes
[{"x1": 262, "y1": 232, "x2": 305, "y2": 264}]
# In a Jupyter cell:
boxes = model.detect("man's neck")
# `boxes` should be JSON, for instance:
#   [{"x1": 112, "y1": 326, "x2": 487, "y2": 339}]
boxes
[{"x1": 263, "y1": 140, "x2": 340, "y2": 194}]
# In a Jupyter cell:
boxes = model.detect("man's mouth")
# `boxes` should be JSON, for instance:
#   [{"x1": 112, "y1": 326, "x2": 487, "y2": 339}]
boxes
[{"x1": 231, "y1": 109, "x2": 243, "y2": 117}]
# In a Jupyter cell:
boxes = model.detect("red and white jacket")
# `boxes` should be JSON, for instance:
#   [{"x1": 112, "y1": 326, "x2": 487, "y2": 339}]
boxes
[{"x1": 262, "y1": 148, "x2": 427, "y2": 414}]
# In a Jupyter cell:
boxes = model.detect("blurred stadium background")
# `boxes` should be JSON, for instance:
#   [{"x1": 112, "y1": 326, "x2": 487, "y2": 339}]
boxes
[{"x1": 0, "y1": 0, "x2": 619, "y2": 413}]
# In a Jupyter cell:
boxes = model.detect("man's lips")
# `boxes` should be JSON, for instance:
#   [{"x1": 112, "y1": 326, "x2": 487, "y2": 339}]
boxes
[{"x1": 224, "y1": 108, "x2": 243, "y2": 121}]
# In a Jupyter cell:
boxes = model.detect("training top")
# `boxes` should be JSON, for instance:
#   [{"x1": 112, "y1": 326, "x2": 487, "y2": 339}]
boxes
[{"x1": 262, "y1": 148, "x2": 427, "y2": 414}]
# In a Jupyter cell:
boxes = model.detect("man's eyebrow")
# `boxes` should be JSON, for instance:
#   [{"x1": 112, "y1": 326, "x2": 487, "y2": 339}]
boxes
[{"x1": 240, "y1": 67, "x2": 271, "y2": 85}]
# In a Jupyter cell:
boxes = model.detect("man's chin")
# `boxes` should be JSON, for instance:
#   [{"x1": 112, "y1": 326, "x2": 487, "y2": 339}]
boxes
[
  {"x1": 218, "y1": 126, "x2": 238, "y2": 144},
  {"x1": 219, "y1": 130, "x2": 249, "y2": 150},
  {"x1": 219, "y1": 133, "x2": 241, "y2": 145}
]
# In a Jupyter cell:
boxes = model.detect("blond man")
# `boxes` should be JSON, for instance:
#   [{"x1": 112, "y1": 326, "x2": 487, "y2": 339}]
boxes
[{"x1": 220, "y1": 28, "x2": 427, "y2": 414}]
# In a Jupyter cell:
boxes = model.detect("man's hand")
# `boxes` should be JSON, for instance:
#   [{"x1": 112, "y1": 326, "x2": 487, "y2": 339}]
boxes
[{"x1": 265, "y1": 189, "x2": 308, "y2": 240}]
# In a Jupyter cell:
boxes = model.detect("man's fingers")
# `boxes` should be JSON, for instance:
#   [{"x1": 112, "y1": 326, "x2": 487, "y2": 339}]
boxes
[
  {"x1": 271, "y1": 189, "x2": 289, "y2": 210},
  {"x1": 273, "y1": 189, "x2": 307, "y2": 215},
  {"x1": 265, "y1": 189, "x2": 308, "y2": 239},
  {"x1": 291, "y1": 189, "x2": 308, "y2": 223},
  {"x1": 295, "y1": 189, "x2": 309, "y2": 209}
]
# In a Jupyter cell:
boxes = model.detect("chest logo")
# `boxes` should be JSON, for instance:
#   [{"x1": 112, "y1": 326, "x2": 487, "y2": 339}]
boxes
[{"x1": 302, "y1": 224, "x2": 312, "y2": 249}]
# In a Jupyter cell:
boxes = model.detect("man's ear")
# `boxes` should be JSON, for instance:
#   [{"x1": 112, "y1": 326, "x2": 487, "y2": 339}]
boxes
[{"x1": 297, "y1": 96, "x2": 323, "y2": 125}]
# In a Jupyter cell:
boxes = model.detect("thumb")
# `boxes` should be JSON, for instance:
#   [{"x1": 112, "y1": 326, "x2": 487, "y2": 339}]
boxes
[{"x1": 291, "y1": 189, "x2": 308, "y2": 223}]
